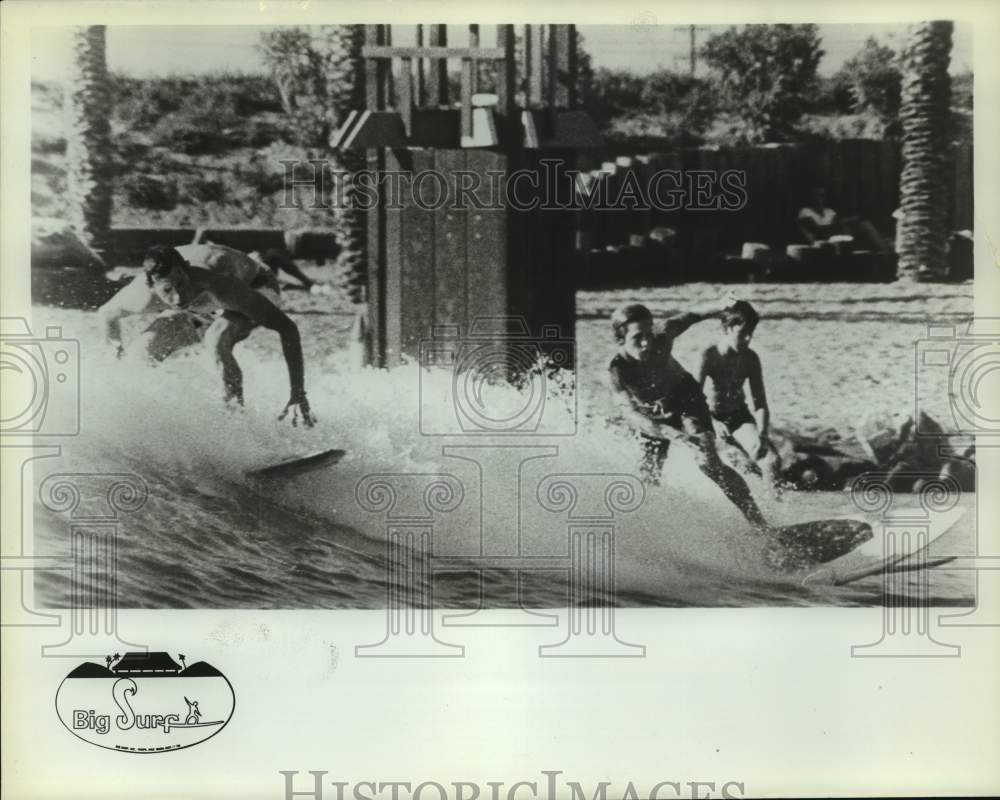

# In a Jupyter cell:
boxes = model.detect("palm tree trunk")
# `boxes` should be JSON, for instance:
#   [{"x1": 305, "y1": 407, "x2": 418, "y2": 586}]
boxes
[
  {"x1": 897, "y1": 21, "x2": 953, "y2": 280},
  {"x1": 65, "y1": 26, "x2": 113, "y2": 263},
  {"x1": 320, "y1": 25, "x2": 368, "y2": 304}
]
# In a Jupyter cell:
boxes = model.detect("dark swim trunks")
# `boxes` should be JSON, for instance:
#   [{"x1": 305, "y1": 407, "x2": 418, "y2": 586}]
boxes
[
  {"x1": 712, "y1": 404, "x2": 755, "y2": 434},
  {"x1": 637, "y1": 382, "x2": 715, "y2": 485}
]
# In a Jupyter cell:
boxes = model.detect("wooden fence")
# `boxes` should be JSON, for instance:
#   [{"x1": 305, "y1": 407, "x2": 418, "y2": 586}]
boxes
[{"x1": 572, "y1": 139, "x2": 973, "y2": 263}]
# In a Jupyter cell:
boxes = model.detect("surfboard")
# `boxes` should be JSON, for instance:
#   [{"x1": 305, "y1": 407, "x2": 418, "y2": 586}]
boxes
[
  {"x1": 246, "y1": 448, "x2": 346, "y2": 480},
  {"x1": 763, "y1": 518, "x2": 874, "y2": 572},
  {"x1": 801, "y1": 506, "x2": 966, "y2": 586}
]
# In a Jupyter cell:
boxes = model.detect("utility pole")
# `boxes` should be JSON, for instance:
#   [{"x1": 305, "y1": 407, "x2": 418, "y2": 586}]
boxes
[{"x1": 673, "y1": 24, "x2": 708, "y2": 76}]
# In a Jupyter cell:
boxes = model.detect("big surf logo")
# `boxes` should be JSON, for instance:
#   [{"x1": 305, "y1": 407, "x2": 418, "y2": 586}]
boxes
[{"x1": 55, "y1": 651, "x2": 234, "y2": 753}]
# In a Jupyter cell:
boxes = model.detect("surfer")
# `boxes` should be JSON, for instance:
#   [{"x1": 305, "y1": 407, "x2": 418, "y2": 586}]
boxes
[
  {"x1": 184, "y1": 697, "x2": 201, "y2": 725},
  {"x1": 698, "y1": 300, "x2": 782, "y2": 485},
  {"x1": 98, "y1": 243, "x2": 315, "y2": 426},
  {"x1": 608, "y1": 301, "x2": 768, "y2": 528}
]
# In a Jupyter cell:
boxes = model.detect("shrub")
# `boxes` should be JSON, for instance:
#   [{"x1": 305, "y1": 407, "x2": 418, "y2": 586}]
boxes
[
  {"x1": 181, "y1": 176, "x2": 228, "y2": 204},
  {"x1": 702, "y1": 24, "x2": 824, "y2": 143},
  {"x1": 151, "y1": 115, "x2": 238, "y2": 155},
  {"x1": 121, "y1": 173, "x2": 178, "y2": 210}
]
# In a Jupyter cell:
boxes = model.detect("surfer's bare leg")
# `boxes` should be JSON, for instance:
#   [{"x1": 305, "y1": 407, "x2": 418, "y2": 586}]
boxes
[
  {"x1": 639, "y1": 436, "x2": 669, "y2": 485},
  {"x1": 689, "y1": 437, "x2": 768, "y2": 528},
  {"x1": 732, "y1": 422, "x2": 782, "y2": 485},
  {"x1": 204, "y1": 312, "x2": 254, "y2": 404}
]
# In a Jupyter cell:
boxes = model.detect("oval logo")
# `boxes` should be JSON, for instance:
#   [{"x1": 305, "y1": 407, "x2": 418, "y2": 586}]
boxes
[{"x1": 55, "y1": 651, "x2": 234, "y2": 753}]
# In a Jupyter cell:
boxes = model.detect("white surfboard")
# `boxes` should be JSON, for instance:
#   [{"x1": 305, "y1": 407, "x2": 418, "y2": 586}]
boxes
[
  {"x1": 246, "y1": 448, "x2": 346, "y2": 480},
  {"x1": 801, "y1": 506, "x2": 966, "y2": 586}
]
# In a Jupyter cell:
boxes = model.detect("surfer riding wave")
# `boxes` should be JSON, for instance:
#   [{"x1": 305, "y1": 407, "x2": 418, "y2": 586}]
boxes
[{"x1": 98, "y1": 243, "x2": 316, "y2": 427}]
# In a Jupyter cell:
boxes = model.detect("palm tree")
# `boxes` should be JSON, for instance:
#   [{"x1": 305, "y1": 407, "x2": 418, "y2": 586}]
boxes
[
  {"x1": 65, "y1": 26, "x2": 112, "y2": 263},
  {"x1": 179, "y1": 654, "x2": 187, "y2": 670},
  {"x1": 317, "y1": 25, "x2": 368, "y2": 305},
  {"x1": 896, "y1": 21, "x2": 953, "y2": 280}
]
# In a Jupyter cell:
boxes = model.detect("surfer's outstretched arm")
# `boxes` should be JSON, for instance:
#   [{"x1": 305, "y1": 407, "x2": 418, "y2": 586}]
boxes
[
  {"x1": 209, "y1": 277, "x2": 315, "y2": 427},
  {"x1": 662, "y1": 300, "x2": 734, "y2": 340}
]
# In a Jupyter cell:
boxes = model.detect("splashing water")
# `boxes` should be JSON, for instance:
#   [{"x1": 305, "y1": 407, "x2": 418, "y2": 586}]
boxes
[{"x1": 27, "y1": 306, "x2": 973, "y2": 608}]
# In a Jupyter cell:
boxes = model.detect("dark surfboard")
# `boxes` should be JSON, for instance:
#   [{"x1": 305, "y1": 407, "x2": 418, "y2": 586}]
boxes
[
  {"x1": 246, "y1": 448, "x2": 346, "y2": 480},
  {"x1": 764, "y1": 518, "x2": 874, "y2": 572},
  {"x1": 801, "y1": 507, "x2": 965, "y2": 585}
]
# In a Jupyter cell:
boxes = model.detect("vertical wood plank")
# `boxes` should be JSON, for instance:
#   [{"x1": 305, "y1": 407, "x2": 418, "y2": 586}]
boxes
[
  {"x1": 460, "y1": 60, "x2": 474, "y2": 138},
  {"x1": 385, "y1": 26, "x2": 395, "y2": 107},
  {"x1": 524, "y1": 25, "x2": 534, "y2": 106},
  {"x1": 465, "y1": 150, "x2": 508, "y2": 325},
  {"x1": 366, "y1": 147, "x2": 385, "y2": 365},
  {"x1": 401, "y1": 149, "x2": 438, "y2": 359},
  {"x1": 552, "y1": 25, "x2": 573, "y2": 108},
  {"x1": 415, "y1": 25, "x2": 425, "y2": 106},
  {"x1": 468, "y1": 24, "x2": 480, "y2": 94},
  {"x1": 429, "y1": 24, "x2": 448, "y2": 107},
  {"x1": 399, "y1": 57, "x2": 413, "y2": 136},
  {"x1": 529, "y1": 25, "x2": 544, "y2": 108},
  {"x1": 499, "y1": 24, "x2": 516, "y2": 120},
  {"x1": 383, "y1": 148, "x2": 405, "y2": 367},
  {"x1": 434, "y1": 150, "x2": 469, "y2": 332},
  {"x1": 365, "y1": 25, "x2": 385, "y2": 110}
]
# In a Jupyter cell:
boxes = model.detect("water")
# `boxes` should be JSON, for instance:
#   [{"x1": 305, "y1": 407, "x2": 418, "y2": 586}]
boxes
[{"x1": 26, "y1": 282, "x2": 975, "y2": 608}]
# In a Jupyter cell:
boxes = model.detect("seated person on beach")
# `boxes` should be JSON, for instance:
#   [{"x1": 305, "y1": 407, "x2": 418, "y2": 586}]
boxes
[
  {"x1": 607, "y1": 302, "x2": 768, "y2": 529},
  {"x1": 797, "y1": 186, "x2": 889, "y2": 253},
  {"x1": 698, "y1": 301, "x2": 781, "y2": 484},
  {"x1": 97, "y1": 242, "x2": 315, "y2": 426}
]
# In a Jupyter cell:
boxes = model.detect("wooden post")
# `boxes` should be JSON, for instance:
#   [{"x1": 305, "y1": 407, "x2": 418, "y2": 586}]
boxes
[
  {"x1": 552, "y1": 25, "x2": 575, "y2": 108},
  {"x1": 415, "y1": 25, "x2": 425, "y2": 106},
  {"x1": 399, "y1": 57, "x2": 413, "y2": 136},
  {"x1": 468, "y1": 24, "x2": 480, "y2": 94},
  {"x1": 357, "y1": 23, "x2": 597, "y2": 369},
  {"x1": 428, "y1": 24, "x2": 448, "y2": 107},
  {"x1": 365, "y1": 25, "x2": 387, "y2": 110},
  {"x1": 498, "y1": 24, "x2": 516, "y2": 119}
]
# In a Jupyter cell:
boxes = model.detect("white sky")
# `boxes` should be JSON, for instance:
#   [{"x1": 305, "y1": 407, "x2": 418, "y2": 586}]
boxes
[{"x1": 30, "y1": 23, "x2": 974, "y2": 82}]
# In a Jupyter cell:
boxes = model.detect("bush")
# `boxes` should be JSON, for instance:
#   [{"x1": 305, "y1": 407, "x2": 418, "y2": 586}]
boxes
[
  {"x1": 833, "y1": 37, "x2": 901, "y2": 135},
  {"x1": 151, "y1": 115, "x2": 238, "y2": 155},
  {"x1": 181, "y1": 176, "x2": 228, "y2": 204},
  {"x1": 121, "y1": 174, "x2": 178, "y2": 210},
  {"x1": 110, "y1": 72, "x2": 283, "y2": 132},
  {"x1": 702, "y1": 24, "x2": 824, "y2": 143}
]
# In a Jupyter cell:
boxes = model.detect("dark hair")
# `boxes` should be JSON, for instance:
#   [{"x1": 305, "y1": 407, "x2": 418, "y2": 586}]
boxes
[
  {"x1": 721, "y1": 300, "x2": 759, "y2": 332},
  {"x1": 611, "y1": 303, "x2": 653, "y2": 342},
  {"x1": 143, "y1": 245, "x2": 188, "y2": 280}
]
